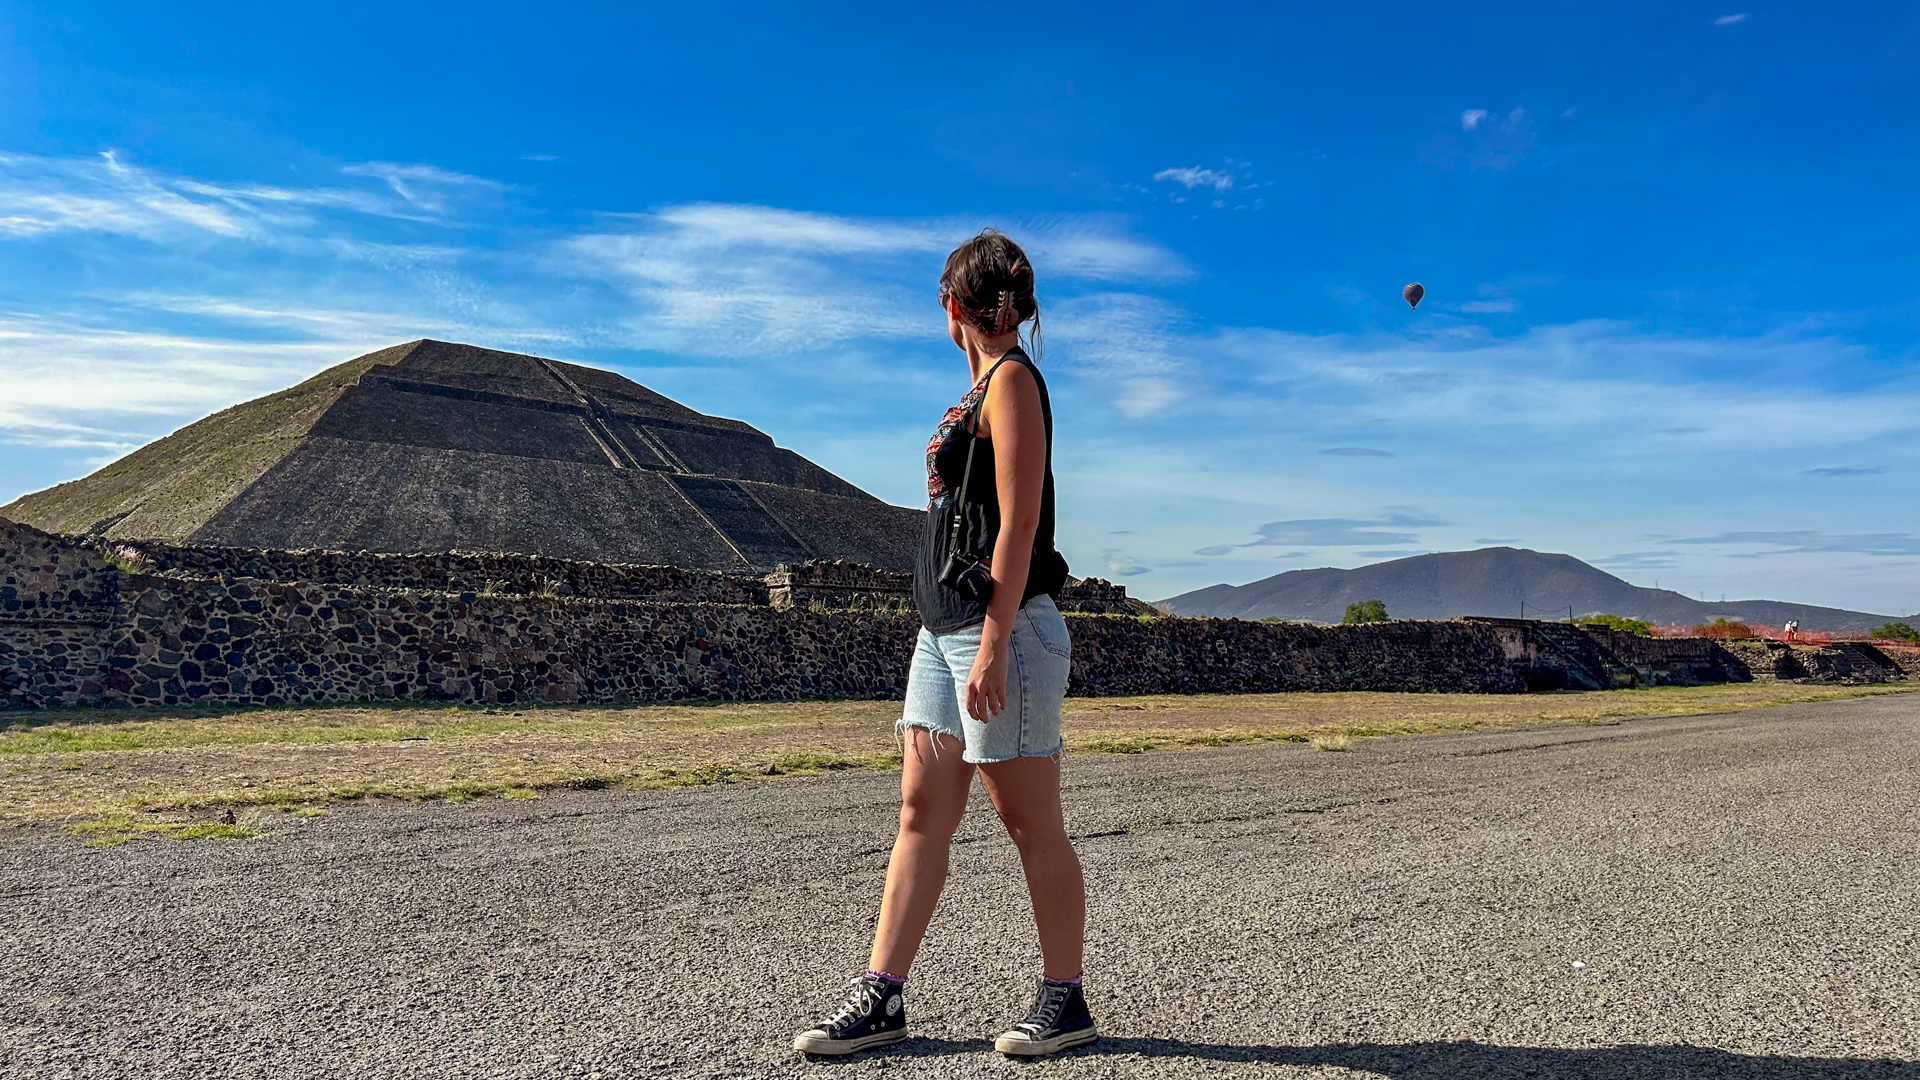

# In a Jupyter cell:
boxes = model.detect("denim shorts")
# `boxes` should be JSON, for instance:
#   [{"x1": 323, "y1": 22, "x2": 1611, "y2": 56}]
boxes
[{"x1": 899, "y1": 595, "x2": 1072, "y2": 764}]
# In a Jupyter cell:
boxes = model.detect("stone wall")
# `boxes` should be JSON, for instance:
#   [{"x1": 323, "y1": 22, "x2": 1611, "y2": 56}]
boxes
[
  {"x1": 1066, "y1": 615, "x2": 1523, "y2": 695},
  {"x1": 74, "y1": 578, "x2": 918, "y2": 708},
  {"x1": 0, "y1": 519, "x2": 1528, "y2": 709},
  {"x1": 1720, "y1": 639, "x2": 1917, "y2": 684},
  {"x1": 1, "y1": 519, "x2": 122, "y2": 708},
  {"x1": 764, "y1": 560, "x2": 910, "y2": 612},
  {"x1": 1576, "y1": 626, "x2": 1750, "y2": 685},
  {"x1": 105, "y1": 540, "x2": 767, "y2": 605},
  {"x1": 1055, "y1": 578, "x2": 1161, "y2": 616},
  {"x1": 3, "y1": 519, "x2": 118, "y2": 614},
  {"x1": 3, "y1": 518, "x2": 1903, "y2": 712}
]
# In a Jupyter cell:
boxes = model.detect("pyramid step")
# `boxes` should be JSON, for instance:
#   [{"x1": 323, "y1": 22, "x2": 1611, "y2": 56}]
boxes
[{"x1": 669, "y1": 475, "x2": 812, "y2": 568}]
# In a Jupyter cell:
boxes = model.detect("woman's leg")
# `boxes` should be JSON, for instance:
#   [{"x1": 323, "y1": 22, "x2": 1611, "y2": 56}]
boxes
[
  {"x1": 867, "y1": 725, "x2": 975, "y2": 976},
  {"x1": 978, "y1": 755, "x2": 1085, "y2": 980}
]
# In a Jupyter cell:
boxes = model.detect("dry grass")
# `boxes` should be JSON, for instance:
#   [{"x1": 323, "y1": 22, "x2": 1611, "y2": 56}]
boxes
[
  {"x1": 1310, "y1": 732, "x2": 1352, "y2": 752},
  {"x1": 4, "y1": 682, "x2": 1914, "y2": 831}
]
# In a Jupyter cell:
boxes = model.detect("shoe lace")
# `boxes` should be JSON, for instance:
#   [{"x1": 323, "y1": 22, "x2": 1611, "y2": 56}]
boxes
[
  {"x1": 824, "y1": 976, "x2": 885, "y2": 1032},
  {"x1": 1015, "y1": 980, "x2": 1069, "y2": 1034}
]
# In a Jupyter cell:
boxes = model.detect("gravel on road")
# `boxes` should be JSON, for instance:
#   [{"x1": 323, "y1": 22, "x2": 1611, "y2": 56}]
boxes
[{"x1": 4, "y1": 695, "x2": 1918, "y2": 1079}]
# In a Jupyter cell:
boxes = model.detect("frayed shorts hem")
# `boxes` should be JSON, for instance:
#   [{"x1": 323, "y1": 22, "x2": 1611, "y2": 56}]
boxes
[{"x1": 895, "y1": 716, "x2": 1064, "y2": 765}]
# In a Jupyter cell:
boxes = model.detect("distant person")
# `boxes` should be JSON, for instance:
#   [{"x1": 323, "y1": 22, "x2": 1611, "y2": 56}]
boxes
[
  {"x1": 792, "y1": 230, "x2": 1088, "y2": 1058},
  {"x1": 1785, "y1": 619, "x2": 1799, "y2": 642}
]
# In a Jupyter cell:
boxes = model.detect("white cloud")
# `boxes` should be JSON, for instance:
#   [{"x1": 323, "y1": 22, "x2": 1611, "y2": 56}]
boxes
[
  {"x1": 558, "y1": 205, "x2": 1185, "y2": 364},
  {"x1": 1197, "y1": 511, "x2": 1448, "y2": 554},
  {"x1": 0, "y1": 151, "x2": 250, "y2": 240},
  {"x1": 0, "y1": 294, "x2": 491, "y2": 468},
  {"x1": 338, "y1": 162, "x2": 504, "y2": 214},
  {"x1": 1046, "y1": 293, "x2": 1192, "y2": 417},
  {"x1": 1459, "y1": 299, "x2": 1517, "y2": 313},
  {"x1": 1673, "y1": 530, "x2": 1918, "y2": 556},
  {"x1": 1213, "y1": 320, "x2": 1920, "y2": 449},
  {"x1": 1460, "y1": 109, "x2": 1489, "y2": 131},
  {"x1": 0, "y1": 151, "x2": 497, "y2": 246},
  {"x1": 1715, "y1": 13, "x2": 1748, "y2": 26},
  {"x1": 1153, "y1": 167, "x2": 1234, "y2": 192}
]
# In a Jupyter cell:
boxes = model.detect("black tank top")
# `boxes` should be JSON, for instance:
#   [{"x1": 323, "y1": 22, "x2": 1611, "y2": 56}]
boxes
[{"x1": 914, "y1": 347, "x2": 1070, "y2": 634}]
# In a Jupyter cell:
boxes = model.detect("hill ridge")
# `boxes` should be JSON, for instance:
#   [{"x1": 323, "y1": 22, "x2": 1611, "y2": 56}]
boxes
[{"x1": 1158, "y1": 546, "x2": 1904, "y2": 632}]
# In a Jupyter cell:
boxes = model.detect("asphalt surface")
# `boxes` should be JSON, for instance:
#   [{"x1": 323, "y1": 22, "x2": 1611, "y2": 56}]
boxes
[{"x1": 4, "y1": 695, "x2": 1919, "y2": 1079}]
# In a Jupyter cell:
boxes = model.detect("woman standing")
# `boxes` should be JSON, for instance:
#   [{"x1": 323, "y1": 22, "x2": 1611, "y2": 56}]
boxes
[{"x1": 793, "y1": 230, "x2": 1092, "y2": 1058}]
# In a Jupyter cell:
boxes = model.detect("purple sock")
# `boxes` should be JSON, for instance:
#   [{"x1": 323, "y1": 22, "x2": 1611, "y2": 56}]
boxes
[
  {"x1": 1044, "y1": 974, "x2": 1083, "y2": 987},
  {"x1": 866, "y1": 969, "x2": 905, "y2": 990}
]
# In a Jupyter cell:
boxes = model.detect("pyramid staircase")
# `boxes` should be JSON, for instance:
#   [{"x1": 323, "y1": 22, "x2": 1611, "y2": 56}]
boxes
[{"x1": 1529, "y1": 621, "x2": 1633, "y2": 690}]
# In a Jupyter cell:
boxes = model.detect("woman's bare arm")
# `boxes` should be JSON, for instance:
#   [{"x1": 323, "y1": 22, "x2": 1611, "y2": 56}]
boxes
[{"x1": 965, "y1": 360, "x2": 1046, "y2": 721}]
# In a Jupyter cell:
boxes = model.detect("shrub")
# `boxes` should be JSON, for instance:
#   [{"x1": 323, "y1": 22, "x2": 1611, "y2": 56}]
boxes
[
  {"x1": 1342, "y1": 599, "x2": 1389, "y2": 624},
  {"x1": 1692, "y1": 618, "x2": 1754, "y2": 640},
  {"x1": 101, "y1": 545, "x2": 156, "y2": 575},
  {"x1": 1582, "y1": 614, "x2": 1653, "y2": 637},
  {"x1": 1869, "y1": 621, "x2": 1920, "y2": 642}
]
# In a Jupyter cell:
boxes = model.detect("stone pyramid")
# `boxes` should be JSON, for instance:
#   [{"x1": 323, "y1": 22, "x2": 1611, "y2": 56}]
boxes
[{"x1": 2, "y1": 340, "x2": 924, "y2": 572}]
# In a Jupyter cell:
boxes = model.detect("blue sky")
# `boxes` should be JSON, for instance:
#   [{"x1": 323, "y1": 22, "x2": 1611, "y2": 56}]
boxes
[{"x1": 2, "y1": 2, "x2": 1916, "y2": 615}]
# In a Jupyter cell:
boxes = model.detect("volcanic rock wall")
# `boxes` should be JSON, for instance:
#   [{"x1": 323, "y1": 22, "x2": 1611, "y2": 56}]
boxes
[
  {"x1": 103, "y1": 539, "x2": 767, "y2": 604},
  {"x1": 6, "y1": 519, "x2": 1894, "y2": 712}
]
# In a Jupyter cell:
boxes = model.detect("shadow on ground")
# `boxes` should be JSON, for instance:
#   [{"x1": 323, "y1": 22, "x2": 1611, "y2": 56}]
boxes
[
  {"x1": 1090, "y1": 1039, "x2": 1920, "y2": 1078},
  {"x1": 810, "y1": 1038, "x2": 1917, "y2": 1077}
]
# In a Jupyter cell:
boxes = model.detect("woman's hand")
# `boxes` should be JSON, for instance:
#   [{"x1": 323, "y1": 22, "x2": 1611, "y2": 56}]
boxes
[{"x1": 966, "y1": 627, "x2": 1012, "y2": 721}]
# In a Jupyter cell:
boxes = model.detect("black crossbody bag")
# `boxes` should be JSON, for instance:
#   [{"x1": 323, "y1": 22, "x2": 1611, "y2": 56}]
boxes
[{"x1": 938, "y1": 426, "x2": 995, "y2": 605}]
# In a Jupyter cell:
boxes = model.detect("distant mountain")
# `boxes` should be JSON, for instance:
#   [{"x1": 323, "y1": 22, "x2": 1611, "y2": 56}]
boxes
[{"x1": 1158, "y1": 547, "x2": 1903, "y2": 632}]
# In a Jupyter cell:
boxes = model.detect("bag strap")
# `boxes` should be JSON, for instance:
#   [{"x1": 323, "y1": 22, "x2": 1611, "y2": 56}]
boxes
[{"x1": 945, "y1": 352, "x2": 1018, "y2": 551}]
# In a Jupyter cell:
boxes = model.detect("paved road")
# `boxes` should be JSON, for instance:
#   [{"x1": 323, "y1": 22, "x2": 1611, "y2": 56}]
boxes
[{"x1": 4, "y1": 696, "x2": 1919, "y2": 1079}]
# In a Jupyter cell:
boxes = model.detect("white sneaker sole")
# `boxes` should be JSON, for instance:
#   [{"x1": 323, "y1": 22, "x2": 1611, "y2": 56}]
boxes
[
  {"x1": 792, "y1": 1027, "x2": 908, "y2": 1056},
  {"x1": 995, "y1": 1026, "x2": 1098, "y2": 1057}
]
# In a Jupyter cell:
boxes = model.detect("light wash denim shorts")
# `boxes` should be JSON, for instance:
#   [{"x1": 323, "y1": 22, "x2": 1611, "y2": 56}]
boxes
[{"x1": 899, "y1": 594, "x2": 1072, "y2": 764}]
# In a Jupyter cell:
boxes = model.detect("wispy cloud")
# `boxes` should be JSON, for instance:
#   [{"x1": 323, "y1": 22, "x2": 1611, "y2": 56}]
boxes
[
  {"x1": 1198, "y1": 511, "x2": 1447, "y2": 555},
  {"x1": 1444, "y1": 108, "x2": 1537, "y2": 169},
  {"x1": 1803, "y1": 465, "x2": 1883, "y2": 477},
  {"x1": 1320, "y1": 447, "x2": 1394, "y2": 457},
  {"x1": 559, "y1": 204, "x2": 1186, "y2": 367},
  {"x1": 1153, "y1": 166, "x2": 1234, "y2": 192},
  {"x1": 338, "y1": 162, "x2": 503, "y2": 214},
  {"x1": 1474, "y1": 537, "x2": 1523, "y2": 545},
  {"x1": 1047, "y1": 293, "x2": 1191, "y2": 417},
  {"x1": 0, "y1": 304, "x2": 466, "y2": 460},
  {"x1": 1590, "y1": 551, "x2": 1681, "y2": 570},
  {"x1": 1715, "y1": 13, "x2": 1748, "y2": 26},
  {"x1": 1214, "y1": 320, "x2": 1920, "y2": 449},
  {"x1": 1671, "y1": 531, "x2": 1920, "y2": 556},
  {"x1": 0, "y1": 151, "x2": 495, "y2": 245}
]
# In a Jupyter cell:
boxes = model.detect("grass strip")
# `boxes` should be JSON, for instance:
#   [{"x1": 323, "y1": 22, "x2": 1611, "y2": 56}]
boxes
[{"x1": 3, "y1": 682, "x2": 1913, "y2": 830}]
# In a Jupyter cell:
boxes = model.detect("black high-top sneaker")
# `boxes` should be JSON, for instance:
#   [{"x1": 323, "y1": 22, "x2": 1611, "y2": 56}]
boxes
[
  {"x1": 792, "y1": 974, "x2": 908, "y2": 1056},
  {"x1": 994, "y1": 977, "x2": 1098, "y2": 1056}
]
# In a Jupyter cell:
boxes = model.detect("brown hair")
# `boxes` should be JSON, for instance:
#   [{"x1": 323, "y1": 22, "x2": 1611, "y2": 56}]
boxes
[{"x1": 939, "y1": 228, "x2": 1041, "y2": 359}]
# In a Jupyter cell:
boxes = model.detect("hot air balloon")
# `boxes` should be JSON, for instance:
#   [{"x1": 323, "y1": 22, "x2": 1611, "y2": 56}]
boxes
[{"x1": 1403, "y1": 283, "x2": 1424, "y2": 309}]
